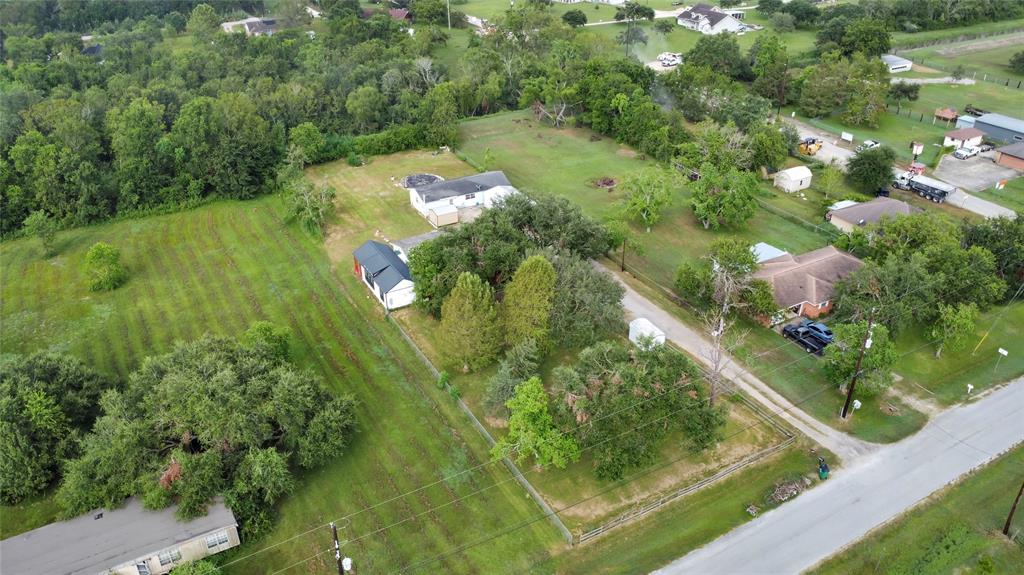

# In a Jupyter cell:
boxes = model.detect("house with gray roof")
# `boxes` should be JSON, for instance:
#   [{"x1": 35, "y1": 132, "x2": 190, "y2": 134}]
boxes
[
  {"x1": 753, "y1": 246, "x2": 863, "y2": 322},
  {"x1": 406, "y1": 171, "x2": 518, "y2": 227},
  {"x1": 826, "y1": 197, "x2": 920, "y2": 233},
  {"x1": 676, "y1": 4, "x2": 744, "y2": 35},
  {"x1": 973, "y1": 113, "x2": 1024, "y2": 144},
  {"x1": 0, "y1": 498, "x2": 238, "y2": 575},
  {"x1": 353, "y1": 240, "x2": 415, "y2": 310}
]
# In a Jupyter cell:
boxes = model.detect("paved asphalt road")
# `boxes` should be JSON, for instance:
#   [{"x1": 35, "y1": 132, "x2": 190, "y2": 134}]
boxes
[
  {"x1": 605, "y1": 262, "x2": 876, "y2": 461},
  {"x1": 653, "y1": 379, "x2": 1024, "y2": 575}
]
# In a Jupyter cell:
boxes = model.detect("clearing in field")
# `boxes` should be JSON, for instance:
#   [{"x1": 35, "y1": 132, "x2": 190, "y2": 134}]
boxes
[{"x1": 0, "y1": 193, "x2": 559, "y2": 573}]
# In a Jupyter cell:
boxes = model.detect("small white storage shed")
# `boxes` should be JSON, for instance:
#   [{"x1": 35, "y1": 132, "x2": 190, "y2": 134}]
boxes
[
  {"x1": 773, "y1": 166, "x2": 813, "y2": 193},
  {"x1": 629, "y1": 318, "x2": 666, "y2": 348}
]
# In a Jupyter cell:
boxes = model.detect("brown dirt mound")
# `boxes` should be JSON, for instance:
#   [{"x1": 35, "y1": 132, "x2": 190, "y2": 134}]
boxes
[{"x1": 593, "y1": 177, "x2": 617, "y2": 190}]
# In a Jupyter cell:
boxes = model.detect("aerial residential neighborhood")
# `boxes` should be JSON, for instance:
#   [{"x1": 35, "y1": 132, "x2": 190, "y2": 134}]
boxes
[{"x1": 1, "y1": 1, "x2": 1022, "y2": 575}]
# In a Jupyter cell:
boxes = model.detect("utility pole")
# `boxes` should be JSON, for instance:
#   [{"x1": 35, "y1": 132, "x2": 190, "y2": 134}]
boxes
[
  {"x1": 841, "y1": 309, "x2": 874, "y2": 419},
  {"x1": 331, "y1": 522, "x2": 344, "y2": 575},
  {"x1": 447, "y1": 0, "x2": 451, "y2": 30},
  {"x1": 1003, "y1": 477, "x2": 1024, "y2": 537}
]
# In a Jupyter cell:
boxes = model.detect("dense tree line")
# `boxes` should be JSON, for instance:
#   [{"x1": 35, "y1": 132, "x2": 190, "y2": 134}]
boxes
[{"x1": 0, "y1": 3, "x2": 468, "y2": 235}]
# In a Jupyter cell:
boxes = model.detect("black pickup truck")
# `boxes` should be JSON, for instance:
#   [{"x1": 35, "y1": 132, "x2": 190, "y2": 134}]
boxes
[{"x1": 782, "y1": 324, "x2": 827, "y2": 355}]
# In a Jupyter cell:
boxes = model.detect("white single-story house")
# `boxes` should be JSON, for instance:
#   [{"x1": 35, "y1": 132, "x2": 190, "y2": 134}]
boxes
[
  {"x1": 752, "y1": 242, "x2": 789, "y2": 264},
  {"x1": 881, "y1": 54, "x2": 912, "y2": 73},
  {"x1": 629, "y1": 318, "x2": 665, "y2": 348},
  {"x1": 943, "y1": 127, "x2": 985, "y2": 148},
  {"x1": 773, "y1": 166, "x2": 813, "y2": 193},
  {"x1": 407, "y1": 171, "x2": 518, "y2": 228},
  {"x1": 221, "y1": 16, "x2": 277, "y2": 36},
  {"x1": 353, "y1": 240, "x2": 415, "y2": 310},
  {"x1": 677, "y1": 4, "x2": 745, "y2": 35},
  {"x1": 0, "y1": 498, "x2": 239, "y2": 575}
]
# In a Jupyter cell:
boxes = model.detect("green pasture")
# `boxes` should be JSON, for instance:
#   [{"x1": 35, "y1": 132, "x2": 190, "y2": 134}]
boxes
[
  {"x1": 0, "y1": 188, "x2": 559, "y2": 572},
  {"x1": 901, "y1": 34, "x2": 1024, "y2": 82},
  {"x1": 973, "y1": 176, "x2": 1024, "y2": 214}
]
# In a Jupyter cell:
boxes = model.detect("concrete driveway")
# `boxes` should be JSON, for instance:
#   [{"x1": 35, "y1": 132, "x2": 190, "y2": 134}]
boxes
[{"x1": 934, "y1": 152, "x2": 1021, "y2": 192}]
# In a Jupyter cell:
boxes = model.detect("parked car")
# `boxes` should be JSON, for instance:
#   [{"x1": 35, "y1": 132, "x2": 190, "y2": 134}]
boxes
[
  {"x1": 874, "y1": 187, "x2": 890, "y2": 197},
  {"x1": 979, "y1": 143, "x2": 995, "y2": 152},
  {"x1": 782, "y1": 324, "x2": 826, "y2": 355},
  {"x1": 799, "y1": 319, "x2": 834, "y2": 345},
  {"x1": 855, "y1": 140, "x2": 880, "y2": 153},
  {"x1": 954, "y1": 146, "x2": 979, "y2": 160},
  {"x1": 657, "y1": 52, "x2": 682, "y2": 67}
]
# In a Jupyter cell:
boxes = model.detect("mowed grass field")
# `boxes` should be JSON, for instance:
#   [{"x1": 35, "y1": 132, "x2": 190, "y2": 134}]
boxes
[
  {"x1": 0, "y1": 193, "x2": 560, "y2": 573},
  {"x1": 900, "y1": 32, "x2": 1024, "y2": 81},
  {"x1": 457, "y1": 111, "x2": 931, "y2": 443},
  {"x1": 812, "y1": 446, "x2": 1024, "y2": 575}
]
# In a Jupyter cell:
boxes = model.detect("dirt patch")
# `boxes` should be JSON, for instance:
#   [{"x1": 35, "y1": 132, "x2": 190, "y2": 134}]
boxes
[
  {"x1": 592, "y1": 176, "x2": 617, "y2": 191},
  {"x1": 911, "y1": 62, "x2": 942, "y2": 74},
  {"x1": 616, "y1": 147, "x2": 639, "y2": 159},
  {"x1": 935, "y1": 32, "x2": 1024, "y2": 56}
]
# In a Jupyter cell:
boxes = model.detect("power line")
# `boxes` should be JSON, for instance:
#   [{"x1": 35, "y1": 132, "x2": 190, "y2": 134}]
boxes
[
  {"x1": 390, "y1": 334, "x2": 1018, "y2": 574},
  {"x1": 221, "y1": 243, "x2": 1020, "y2": 571}
]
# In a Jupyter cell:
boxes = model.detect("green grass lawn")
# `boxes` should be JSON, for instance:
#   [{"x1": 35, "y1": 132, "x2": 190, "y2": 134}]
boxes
[
  {"x1": 812, "y1": 446, "x2": 1024, "y2": 575},
  {"x1": 0, "y1": 188, "x2": 559, "y2": 572},
  {"x1": 459, "y1": 110, "x2": 831, "y2": 287},
  {"x1": 891, "y1": 302, "x2": 1024, "y2": 405}
]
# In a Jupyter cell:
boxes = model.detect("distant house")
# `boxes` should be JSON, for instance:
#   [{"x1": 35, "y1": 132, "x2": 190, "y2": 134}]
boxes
[
  {"x1": 221, "y1": 16, "x2": 277, "y2": 36},
  {"x1": 353, "y1": 240, "x2": 415, "y2": 310},
  {"x1": 995, "y1": 142, "x2": 1024, "y2": 171},
  {"x1": 973, "y1": 113, "x2": 1024, "y2": 144},
  {"x1": 934, "y1": 107, "x2": 958, "y2": 123},
  {"x1": 0, "y1": 498, "x2": 239, "y2": 575},
  {"x1": 943, "y1": 127, "x2": 985, "y2": 149},
  {"x1": 306, "y1": 5, "x2": 323, "y2": 18},
  {"x1": 773, "y1": 166, "x2": 813, "y2": 193},
  {"x1": 676, "y1": 4, "x2": 745, "y2": 35},
  {"x1": 826, "y1": 197, "x2": 919, "y2": 233},
  {"x1": 753, "y1": 246, "x2": 864, "y2": 321},
  {"x1": 406, "y1": 171, "x2": 518, "y2": 228},
  {"x1": 881, "y1": 54, "x2": 912, "y2": 73}
]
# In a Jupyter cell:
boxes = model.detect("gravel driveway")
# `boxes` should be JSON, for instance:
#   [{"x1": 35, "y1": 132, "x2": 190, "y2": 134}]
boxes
[{"x1": 934, "y1": 152, "x2": 1020, "y2": 192}]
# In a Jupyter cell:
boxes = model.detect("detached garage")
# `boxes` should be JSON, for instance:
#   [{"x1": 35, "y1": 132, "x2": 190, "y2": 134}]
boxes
[
  {"x1": 353, "y1": 240, "x2": 416, "y2": 311},
  {"x1": 773, "y1": 166, "x2": 813, "y2": 193},
  {"x1": 995, "y1": 143, "x2": 1024, "y2": 171}
]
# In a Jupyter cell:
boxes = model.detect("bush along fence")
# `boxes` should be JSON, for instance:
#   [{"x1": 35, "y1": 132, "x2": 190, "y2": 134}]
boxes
[
  {"x1": 387, "y1": 316, "x2": 575, "y2": 546},
  {"x1": 576, "y1": 393, "x2": 796, "y2": 545},
  {"x1": 898, "y1": 56, "x2": 1024, "y2": 90}
]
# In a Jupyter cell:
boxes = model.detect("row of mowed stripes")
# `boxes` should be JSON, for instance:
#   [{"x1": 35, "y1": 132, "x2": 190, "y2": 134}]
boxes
[{"x1": 0, "y1": 197, "x2": 556, "y2": 574}]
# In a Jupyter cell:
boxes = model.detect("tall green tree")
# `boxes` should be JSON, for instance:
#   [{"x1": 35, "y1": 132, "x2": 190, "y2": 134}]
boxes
[
  {"x1": 492, "y1": 377, "x2": 580, "y2": 469},
  {"x1": 22, "y1": 210, "x2": 57, "y2": 257},
  {"x1": 106, "y1": 98, "x2": 169, "y2": 210},
  {"x1": 502, "y1": 255, "x2": 557, "y2": 349},
  {"x1": 622, "y1": 168, "x2": 676, "y2": 232},
  {"x1": 439, "y1": 272, "x2": 502, "y2": 372},
  {"x1": 689, "y1": 163, "x2": 759, "y2": 230},
  {"x1": 929, "y1": 303, "x2": 979, "y2": 359},
  {"x1": 841, "y1": 18, "x2": 891, "y2": 57},
  {"x1": 85, "y1": 242, "x2": 128, "y2": 291},
  {"x1": 847, "y1": 145, "x2": 896, "y2": 192},
  {"x1": 823, "y1": 321, "x2": 898, "y2": 397},
  {"x1": 485, "y1": 339, "x2": 541, "y2": 415},
  {"x1": 614, "y1": 2, "x2": 655, "y2": 58},
  {"x1": 687, "y1": 33, "x2": 748, "y2": 80},
  {"x1": 187, "y1": 4, "x2": 219, "y2": 41}
]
